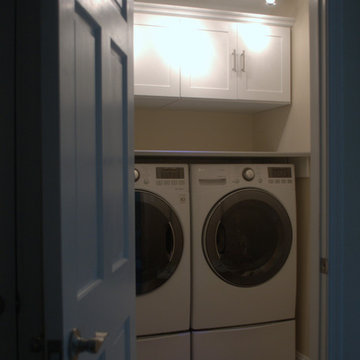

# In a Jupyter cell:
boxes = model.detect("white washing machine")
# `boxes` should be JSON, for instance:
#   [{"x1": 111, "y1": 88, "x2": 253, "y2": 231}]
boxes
[
  {"x1": 190, "y1": 164, "x2": 297, "y2": 330},
  {"x1": 135, "y1": 163, "x2": 190, "y2": 336},
  {"x1": 137, "y1": 332, "x2": 190, "y2": 360}
]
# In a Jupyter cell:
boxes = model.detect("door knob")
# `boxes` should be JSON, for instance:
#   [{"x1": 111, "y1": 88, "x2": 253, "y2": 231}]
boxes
[{"x1": 70, "y1": 328, "x2": 108, "y2": 360}]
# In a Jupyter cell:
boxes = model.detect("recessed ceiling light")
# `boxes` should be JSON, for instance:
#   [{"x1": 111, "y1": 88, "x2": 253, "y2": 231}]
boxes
[{"x1": 266, "y1": 0, "x2": 277, "y2": 5}]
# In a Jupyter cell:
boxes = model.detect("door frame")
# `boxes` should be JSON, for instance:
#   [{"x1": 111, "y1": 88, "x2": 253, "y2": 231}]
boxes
[
  {"x1": 309, "y1": 0, "x2": 355, "y2": 359},
  {"x1": 9, "y1": 0, "x2": 335, "y2": 358},
  {"x1": 309, "y1": 0, "x2": 327, "y2": 359},
  {"x1": 15, "y1": 0, "x2": 45, "y2": 358},
  {"x1": 0, "y1": 1, "x2": 17, "y2": 359},
  {"x1": 324, "y1": 0, "x2": 360, "y2": 359}
]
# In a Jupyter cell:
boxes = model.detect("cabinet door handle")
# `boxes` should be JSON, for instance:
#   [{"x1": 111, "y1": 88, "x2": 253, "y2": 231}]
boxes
[
  {"x1": 240, "y1": 50, "x2": 246, "y2": 72},
  {"x1": 232, "y1": 49, "x2": 237, "y2": 72}
]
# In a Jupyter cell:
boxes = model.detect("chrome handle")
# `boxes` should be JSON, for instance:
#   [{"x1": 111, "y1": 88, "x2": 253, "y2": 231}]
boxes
[
  {"x1": 70, "y1": 328, "x2": 108, "y2": 360},
  {"x1": 240, "y1": 50, "x2": 246, "y2": 72},
  {"x1": 232, "y1": 49, "x2": 237, "y2": 72}
]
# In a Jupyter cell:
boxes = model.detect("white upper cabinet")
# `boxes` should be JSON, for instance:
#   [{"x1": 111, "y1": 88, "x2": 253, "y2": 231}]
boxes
[
  {"x1": 237, "y1": 23, "x2": 291, "y2": 102},
  {"x1": 134, "y1": 13, "x2": 180, "y2": 97},
  {"x1": 180, "y1": 19, "x2": 238, "y2": 99},
  {"x1": 133, "y1": 4, "x2": 292, "y2": 108}
]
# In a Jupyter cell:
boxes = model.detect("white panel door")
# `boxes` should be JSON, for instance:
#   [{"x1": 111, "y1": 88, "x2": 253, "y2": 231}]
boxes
[
  {"x1": 237, "y1": 23, "x2": 291, "y2": 103},
  {"x1": 42, "y1": 0, "x2": 135, "y2": 359},
  {"x1": 134, "y1": 13, "x2": 180, "y2": 97},
  {"x1": 180, "y1": 18, "x2": 237, "y2": 99}
]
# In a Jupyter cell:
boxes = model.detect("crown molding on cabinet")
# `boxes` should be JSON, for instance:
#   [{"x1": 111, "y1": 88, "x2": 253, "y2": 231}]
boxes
[{"x1": 134, "y1": 2, "x2": 295, "y2": 27}]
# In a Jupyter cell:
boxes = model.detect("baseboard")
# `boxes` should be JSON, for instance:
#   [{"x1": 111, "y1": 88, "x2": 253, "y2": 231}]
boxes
[{"x1": 296, "y1": 352, "x2": 310, "y2": 360}]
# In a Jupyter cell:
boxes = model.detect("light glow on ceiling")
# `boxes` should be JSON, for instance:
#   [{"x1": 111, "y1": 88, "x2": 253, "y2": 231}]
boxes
[{"x1": 266, "y1": 0, "x2": 277, "y2": 5}]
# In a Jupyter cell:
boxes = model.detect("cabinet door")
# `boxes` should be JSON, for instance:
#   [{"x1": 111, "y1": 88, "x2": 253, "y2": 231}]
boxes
[
  {"x1": 180, "y1": 19, "x2": 237, "y2": 100},
  {"x1": 237, "y1": 23, "x2": 291, "y2": 103},
  {"x1": 134, "y1": 14, "x2": 180, "y2": 97}
]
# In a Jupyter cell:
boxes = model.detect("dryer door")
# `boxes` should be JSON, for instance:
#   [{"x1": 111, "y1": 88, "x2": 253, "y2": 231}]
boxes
[
  {"x1": 136, "y1": 190, "x2": 184, "y2": 295},
  {"x1": 203, "y1": 188, "x2": 292, "y2": 287}
]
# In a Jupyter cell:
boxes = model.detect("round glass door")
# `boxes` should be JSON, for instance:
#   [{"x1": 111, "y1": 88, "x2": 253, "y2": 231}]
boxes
[
  {"x1": 203, "y1": 188, "x2": 292, "y2": 287},
  {"x1": 136, "y1": 190, "x2": 184, "y2": 295}
]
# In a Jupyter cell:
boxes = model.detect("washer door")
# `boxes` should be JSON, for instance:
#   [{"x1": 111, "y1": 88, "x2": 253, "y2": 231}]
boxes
[
  {"x1": 136, "y1": 190, "x2": 184, "y2": 295},
  {"x1": 203, "y1": 188, "x2": 292, "y2": 287}
]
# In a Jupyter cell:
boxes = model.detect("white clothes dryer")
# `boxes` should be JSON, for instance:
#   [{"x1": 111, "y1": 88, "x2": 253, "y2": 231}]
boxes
[
  {"x1": 135, "y1": 164, "x2": 190, "y2": 336},
  {"x1": 137, "y1": 332, "x2": 190, "y2": 360},
  {"x1": 190, "y1": 164, "x2": 297, "y2": 329}
]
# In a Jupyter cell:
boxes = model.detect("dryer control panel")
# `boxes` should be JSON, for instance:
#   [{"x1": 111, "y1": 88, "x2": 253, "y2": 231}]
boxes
[
  {"x1": 194, "y1": 164, "x2": 294, "y2": 187},
  {"x1": 267, "y1": 166, "x2": 293, "y2": 184}
]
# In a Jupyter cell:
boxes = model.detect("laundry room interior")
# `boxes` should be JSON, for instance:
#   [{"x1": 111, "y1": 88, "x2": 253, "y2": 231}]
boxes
[{"x1": 133, "y1": 0, "x2": 314, "y2": 359}]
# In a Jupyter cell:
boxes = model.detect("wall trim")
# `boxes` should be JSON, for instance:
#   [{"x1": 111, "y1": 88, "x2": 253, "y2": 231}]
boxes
[
  {"x1": 297, "y1": 352, "x2": 311, "y2": 360},
  {"x1": 134, "y1": 1, "x2": 294, "y2": 27}
]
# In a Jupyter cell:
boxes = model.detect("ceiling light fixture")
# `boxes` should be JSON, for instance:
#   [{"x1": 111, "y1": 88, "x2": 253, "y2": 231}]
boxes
[{"x1": 266, "y1": 0, "x2": 277, "y2": 5}]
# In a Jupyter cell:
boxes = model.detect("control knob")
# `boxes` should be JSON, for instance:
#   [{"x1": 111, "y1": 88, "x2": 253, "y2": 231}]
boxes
[
  {"x1": 242, "y1": 167, "x2": 255, "y2": 181},
  {"x1": 134, "y1": 168, "x2": 140, "y2": 182}
]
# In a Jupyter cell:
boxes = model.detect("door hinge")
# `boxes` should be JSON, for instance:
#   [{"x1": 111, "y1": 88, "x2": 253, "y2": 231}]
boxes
[{"x1": 320, "y1": 257, "x2": 328, "y2": 274}]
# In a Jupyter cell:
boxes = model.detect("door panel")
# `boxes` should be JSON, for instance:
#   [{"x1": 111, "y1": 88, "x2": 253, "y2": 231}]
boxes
[
  {"x1": 106, "y1": 40, "x2": 128, "y2": 272},
  {"x1": 42, "y1": 0, "x2": 135, "y2": 359},
  {"x1": 75, "y1": 7, "x2": 103, "y2": 293}
]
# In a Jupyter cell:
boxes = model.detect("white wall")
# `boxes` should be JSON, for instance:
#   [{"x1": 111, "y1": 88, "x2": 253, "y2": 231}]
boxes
[{"x1": 135, "y1": 108, "x2": 254, "y2": 151}]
